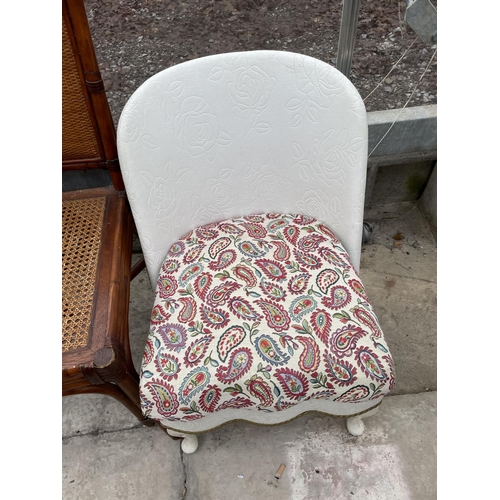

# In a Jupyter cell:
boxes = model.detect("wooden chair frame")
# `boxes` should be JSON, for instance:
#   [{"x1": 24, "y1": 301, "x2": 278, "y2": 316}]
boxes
[{"x1": 62, "y1": 0, "x2": 150, "y2": 426}]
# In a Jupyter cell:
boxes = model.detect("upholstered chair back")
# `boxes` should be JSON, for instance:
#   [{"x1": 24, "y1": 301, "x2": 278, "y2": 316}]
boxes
[{"x1": 117, "y1": 51, "x2": 368, "y2": 285}]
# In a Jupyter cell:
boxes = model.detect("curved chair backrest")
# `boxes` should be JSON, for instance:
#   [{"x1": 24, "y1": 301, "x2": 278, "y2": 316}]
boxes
[{"x1": 117, "y1": 51, "x2": 368, "y2": 285}]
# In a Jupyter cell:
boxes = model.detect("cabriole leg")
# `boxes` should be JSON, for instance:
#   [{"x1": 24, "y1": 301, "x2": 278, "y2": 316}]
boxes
[
  {"x1": 346, "y1": 407, "x2": 379, "y2": 436},
  {"x1": 165, "y1": 428, "x2": 199, "y2": 454}
]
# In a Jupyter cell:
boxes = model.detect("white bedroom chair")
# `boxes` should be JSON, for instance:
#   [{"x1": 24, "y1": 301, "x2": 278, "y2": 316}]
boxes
[{"x1": 117, "y1": 50, "x2": 395, "y2": 453}]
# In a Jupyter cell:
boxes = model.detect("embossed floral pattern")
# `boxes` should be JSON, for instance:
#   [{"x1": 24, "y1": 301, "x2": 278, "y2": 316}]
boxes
[
  {"x1": 174, "y1": 96, "x2": 233, "y2": 161},
  {"x1": 147, "y1": 177, "x2": 178, "y2": 219},
  {"x1": 228, "y1": 65, "x2": 276, "y2": 119},
  {"x1": 119, "y1": 105, "x2": 145, "y2": 143},
  {"x1": 140, "y1": 214, "x2": 394, "y2": 423},
  {"x1": 293, "y1": 128, "x2": 367, "y2": 188}
]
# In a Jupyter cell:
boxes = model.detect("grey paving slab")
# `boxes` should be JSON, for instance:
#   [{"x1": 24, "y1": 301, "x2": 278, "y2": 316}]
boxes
[
  {"x1": 359, "y1": 202, "x2": 437, "y2": 395},
  {"x1": 183, "y1": 392, "x2": 436, "y2": 500},
  {"x1": 62, "y1": 425, "x2": 184, "y2": 500},
  {"x1": 362, "y1": 202, "x2": 437, "y2": 283},
  {"x1": 360, "y1": 270, "x2": 437, "y2": 395},
  {"x1": 63, "y1": 394, "x2": 139, "y2": 438}
]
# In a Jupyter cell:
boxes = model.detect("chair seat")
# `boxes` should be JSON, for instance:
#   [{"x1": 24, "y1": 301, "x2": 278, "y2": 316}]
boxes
[
  {"x1": 63, "y1": 193, "x2": 107, "y2": 353},
  {"x1": 140, "y1": 213, "x2": 395, "y2": 433},
  {"x1": 62, "y1": 188, "x2": 135, "y2": 391}
]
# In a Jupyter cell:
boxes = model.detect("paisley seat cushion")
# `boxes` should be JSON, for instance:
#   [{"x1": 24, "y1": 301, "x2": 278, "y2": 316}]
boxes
[{"x1": 139, "y1": 213, "x2": 395, "y2": 427}]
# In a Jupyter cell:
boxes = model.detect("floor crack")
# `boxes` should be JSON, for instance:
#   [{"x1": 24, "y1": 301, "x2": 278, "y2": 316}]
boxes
[
  {"x1": 62, "y1": 423, "x2": 144, "y2": 441},
  {"x1": 362, "y1": 269, "x2": 436, "y2": 284},
  {"x1": 180, "y1": 448, "x2": 188, "y2": 499}
]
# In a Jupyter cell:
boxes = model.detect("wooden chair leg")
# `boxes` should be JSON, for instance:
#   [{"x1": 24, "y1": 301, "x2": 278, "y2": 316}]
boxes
[
  {"x1": 92, "y1": 346, "x2": 155, "y2": 426},
  {"x1": 66, "y1": 383, "x2": 155, "y2": 426},
  {"x1": 131, "y1": 256, "x2": 146, "y2": 280}
]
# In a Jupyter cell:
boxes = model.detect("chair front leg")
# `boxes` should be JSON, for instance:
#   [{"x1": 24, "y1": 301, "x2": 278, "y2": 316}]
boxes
[
  {"x1": 164, "y1": 428, "x2": 199, "y2": 454},
  {"x1": 346, "y1": 406, "x2": 379, "y2": 436}
]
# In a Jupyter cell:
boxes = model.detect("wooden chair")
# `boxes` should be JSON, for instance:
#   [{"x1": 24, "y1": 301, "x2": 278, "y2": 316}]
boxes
[
  {"x1": 62, "y1": 0, "x2": 152, "y2": 427},
  {"x1": 117, "y1": 51, "x2": 396, "y2": 453}
]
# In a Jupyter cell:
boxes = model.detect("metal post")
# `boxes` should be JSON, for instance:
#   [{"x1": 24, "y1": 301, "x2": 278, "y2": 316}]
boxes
[{"x1": 336, "y1": 0, "x2": 362, "y2": 78}]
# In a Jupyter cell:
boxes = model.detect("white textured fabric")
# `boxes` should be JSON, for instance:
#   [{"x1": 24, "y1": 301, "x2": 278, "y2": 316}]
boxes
[{"x1": 117, "y1": 51, "x2": 368, "y2": 285}]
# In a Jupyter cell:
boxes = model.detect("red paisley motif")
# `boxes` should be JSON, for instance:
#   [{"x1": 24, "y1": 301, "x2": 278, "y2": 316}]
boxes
[
  {"x1": 293, "y1": 249, "x2": 322, "y2": 269},
  {"x1": 200, "y1": 305, "x2": 230, "y2": 330},
  {"x1": 352, "y1": 306, "x2": 382, "y2": 338},
  {"x1": 296, "y1": 336, "x2": 320, "y2": 372},
  {"x1": 270, "y1": 240, "x2": 291, "y2": 261},
  {"x1": 206, "y1": 281, "x2": 241, "y2": 307},
  {"x1": 177, "y1": 296, "x2": 197, "y2": 323},
  {"x1": 297, "y1": 233, "x2": 327, "y2": 252},
  {"x1": 194, "y1": 272, "x2": 213, "y2": 300},
  {"x1": 255, "y1": 259, "x2": 287, "y2": 281},
  {"x1": 283, "y1": 225, "x2": 300, "y2": 245},
  {"x1": 151, "y1": 304, "x2": 171, "y2": 324},
  {"x1": 208, "y1": 249, "x2": 237, "y2": 271},
  {"x1": 256, "y1": 299, "x2": 291, "y2": 332},
  {"x1": 246, "y1": 377, "x2": 274, "y2": 407},
  {"x1": 310, "y1": 309, "x2": 332, "y2": 345},
  {"x1": 199, "y1": 385, "x2": 221, "y2": 412},
  {"x1": 215, "y1": 347, "x2": 253, "y2": 383},
  {"x1": 274, "y1": 368, "x2": 309, "y2": 400},
  {"x1": 240, "y1": 222, "x2": 267, "y2": 239},
  {"x1": 232, "y1": 264, "x2": 257, "y2": 288},
  {"x1": 157, "y1": 275, "x2": 178, "y2": 299}
]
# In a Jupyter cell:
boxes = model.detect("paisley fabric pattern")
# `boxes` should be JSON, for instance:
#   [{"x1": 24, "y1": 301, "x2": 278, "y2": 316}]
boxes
[{"x1": 140, "y1": 213, "x2": 394, "y2": 423}]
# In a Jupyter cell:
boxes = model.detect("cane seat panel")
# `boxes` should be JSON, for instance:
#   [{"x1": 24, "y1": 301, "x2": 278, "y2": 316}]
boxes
[{"x1": 62, "y1": 195, "x2": 106, "y2": 352}]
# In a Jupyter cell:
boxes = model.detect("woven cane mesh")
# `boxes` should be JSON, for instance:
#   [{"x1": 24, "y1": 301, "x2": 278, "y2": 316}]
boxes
[
  {"x1": 62, "y1": 17, "x2": 100, "y2": 162},
  {"x1": 62, "y1": 196, "x2": 106, "y2": 351}
]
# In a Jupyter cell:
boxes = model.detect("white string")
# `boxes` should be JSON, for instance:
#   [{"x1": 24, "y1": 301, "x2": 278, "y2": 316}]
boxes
[
  {"x1": 363, "y1": 37, "x2": 418, "y2": 102},
  {"x1": 368, "y1": 47, "x2": 437, "y2": 157}
]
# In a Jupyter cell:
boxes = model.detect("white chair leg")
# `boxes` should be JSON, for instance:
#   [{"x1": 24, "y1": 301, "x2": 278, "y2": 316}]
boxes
[
  {"x1": 165, "y1": 428, "x2": 199, "y2": 454},
  {"x1": 346, "y1": 407, "x2": 379, "y2": 436}
]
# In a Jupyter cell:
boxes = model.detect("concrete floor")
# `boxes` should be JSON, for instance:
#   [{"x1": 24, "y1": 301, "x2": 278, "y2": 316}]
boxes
[{"x1": 62, "y1": 201, "x2": 437, "y2": 500}]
